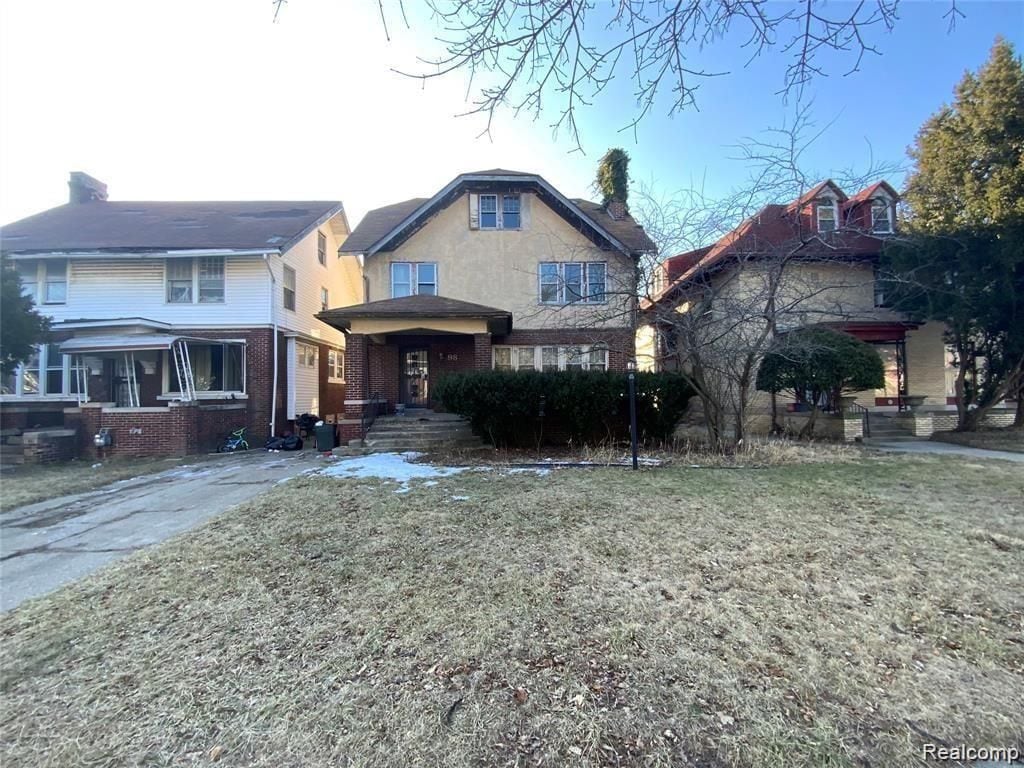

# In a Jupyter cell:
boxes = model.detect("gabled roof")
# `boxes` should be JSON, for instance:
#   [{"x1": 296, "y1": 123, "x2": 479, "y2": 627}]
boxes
[
  {"x1": 649, "y1": 180, "x2": 897, "y2": 306},
  {"x1": 0, "y1": 200, "x2": 344, "y2": 255},
  {"x1": 844, "y1": 180, "x2": 899, "y2": 207},
  {"x1": 340, "y1": 170, "x2": 656, "y2": 257}
]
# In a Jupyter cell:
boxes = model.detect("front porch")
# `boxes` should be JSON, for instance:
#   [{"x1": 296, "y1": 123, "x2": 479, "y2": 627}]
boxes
[{"x1": 317, "y1": 295, "x2": 512, "y2": 442}]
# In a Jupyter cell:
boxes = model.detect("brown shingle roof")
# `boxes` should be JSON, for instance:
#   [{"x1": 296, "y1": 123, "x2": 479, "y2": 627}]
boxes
[
  {"x1": 339, "y1": 171, "x2": 656, "y2": 256},
  {"x1": 339, "y1": 198, "x2": 428, "y2": 254},
  {"x1": 317, "y1": 294, "x2": 513, "y2": 332},
  {"x1": 569, "y1": 198, "x2": 656, "y2": 253},
  {"x1": 0, "y1": 200, "x2": 342, "y2": 254}
]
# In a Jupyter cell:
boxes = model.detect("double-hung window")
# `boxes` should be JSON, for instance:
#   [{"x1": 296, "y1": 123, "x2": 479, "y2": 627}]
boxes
[
  {"x1": 317, "y1": 231, "x2": 327, "y2": 265},
  {"x1": 15, "y1": 260, "x2": 67, "y2": 305},
  {"x1": 390, "y1": 262, "x2": 437, "y2": 298},
  {"x1": 871, "y1": 200, "x2": 892, "y2": 233},
  {"x1": 283, "y1": 266, "x2": 297, "y2": 310},
  {"x1": 538, "y1": 262, "x2": 607, "y2": 304},
  {"x1": 327, "y1": 349, "x2": 344, "y2": 382},
  {"x1": 320, "y1": 287, "x2": 329, "y2": 312},
  {"x1": 478, "y1": 194, "x2": 521, "y2": 230},
  {"x1": 166, "y1": 257, "x2": 225, "y2": 303},
  {"x1": 817, "y1": 203, "x2": 837, "y2": 233}
]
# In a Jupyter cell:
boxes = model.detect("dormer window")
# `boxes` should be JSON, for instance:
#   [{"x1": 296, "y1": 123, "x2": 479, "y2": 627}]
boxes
[
  {"x1": 871, "y1": 200, "x2": 893, "y2": 234},
  {"x1": 816, "y1": 202, "x2": 837, "y2": 233}
]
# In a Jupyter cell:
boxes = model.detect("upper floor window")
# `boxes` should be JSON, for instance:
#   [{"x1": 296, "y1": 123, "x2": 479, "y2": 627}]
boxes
[
  {"x1": 479, "y1": 194, "x2": 521, "y2": 230},
  {"x1": 816, "y1": 202, "x2": 837, "y2": 233},
  {"x1": 317, "y1": 231, "x2": 327, "y2": 265},
  {"x1": 166, "y1": 257, "x2": 225, "y2": 304},
  {"x1": 391, "y1": 262, "x2": 437, "y2": 298},
  {"x1": 283, "y1": 266, "x2": 296, "y2": 310},
  {"x1": 871, "y1": 200, "x2": 893, "y2": 234},
  {"x1": 539, "y1": 262, "x2": 606, "y2": 304},
  {"x1": 320, "y1": 287, "x2": 329, "y2": 312},
  {"x1": 15, "y1": 260, "x2": 67, "y2": 305}
]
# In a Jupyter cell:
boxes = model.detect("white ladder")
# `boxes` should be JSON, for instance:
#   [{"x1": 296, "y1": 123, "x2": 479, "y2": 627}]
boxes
[
  {"x1": 74, "y1": 354, "x2": 90, "y2": 405},
  {"x1": 171, "y1": 340, "x2": 196, "y2": 402},
  {"x1": 122, "y1": 352, "x2": 140, "y2": 408}
]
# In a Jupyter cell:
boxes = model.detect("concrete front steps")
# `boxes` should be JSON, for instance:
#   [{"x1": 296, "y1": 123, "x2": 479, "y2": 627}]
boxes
[
  {"x1": 862, "y1": 414, "x2": 918, "y2": 444},
  {"x1": 360, "y1": 410, "x2": 487, "y2": 452}
]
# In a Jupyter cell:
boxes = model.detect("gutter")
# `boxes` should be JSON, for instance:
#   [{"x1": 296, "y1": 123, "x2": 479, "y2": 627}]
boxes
[
  {"x1": 263, "y1": 254, "x2": 279, "y2": 437},
  {"x1": 2, "y1": 248, "x2": 283, "y2": 260}
]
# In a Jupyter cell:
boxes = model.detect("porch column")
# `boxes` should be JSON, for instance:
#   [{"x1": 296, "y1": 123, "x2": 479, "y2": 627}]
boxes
[
  {"x1": 340, "y1": 334, "x2": 369, "y2": 443},
  {"x1": 473, "y1": 333, "x2": 492, "y2": 371}
]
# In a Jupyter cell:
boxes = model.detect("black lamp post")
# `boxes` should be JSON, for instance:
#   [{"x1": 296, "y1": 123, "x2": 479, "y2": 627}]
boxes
[{"x1": 627, "y1": 360, "x2": 638, "y2": 470}]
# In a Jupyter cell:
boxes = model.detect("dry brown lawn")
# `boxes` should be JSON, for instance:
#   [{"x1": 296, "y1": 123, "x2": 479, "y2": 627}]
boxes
[
  {"x1": 0, "y1": 456, "x2": 195, "y2": 512},
  {"x1": 1, "y1": 452, "x2": 1022, "y2": 767}
]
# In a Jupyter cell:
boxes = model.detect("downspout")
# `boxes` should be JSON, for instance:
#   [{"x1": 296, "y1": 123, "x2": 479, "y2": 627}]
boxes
[{"x1": 264, "y1": 254, "x2": 278, "y2": 437}]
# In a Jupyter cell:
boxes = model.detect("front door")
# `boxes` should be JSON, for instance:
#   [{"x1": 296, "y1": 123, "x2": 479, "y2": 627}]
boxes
[{"x1": 401, "y1": 348, "x2": 429, "y2": 406}]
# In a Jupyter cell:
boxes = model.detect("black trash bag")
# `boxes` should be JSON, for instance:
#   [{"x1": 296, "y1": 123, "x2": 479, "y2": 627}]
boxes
[
  {"x1": 264, "y1": 436, "x2": 286, "y2": 450},
  {"x1": 295, "y1": 413, "x2": 321, "y2": 433},
  {"x1": 282, "y1": 434, "x2": 304, "y2": 451}
]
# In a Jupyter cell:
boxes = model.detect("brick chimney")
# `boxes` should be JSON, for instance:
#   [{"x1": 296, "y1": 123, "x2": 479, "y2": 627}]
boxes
[
  {"x1": 606, "y1": 199, "x2": 628, "y2": 220},
  {"x1": 68, "y1": 172, "x2": 108, "y2": 204}
]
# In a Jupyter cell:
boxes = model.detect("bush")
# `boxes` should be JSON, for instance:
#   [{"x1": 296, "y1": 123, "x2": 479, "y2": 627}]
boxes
[{"x1": 433, "y1": 370, "x2": 694, "y2": 447}]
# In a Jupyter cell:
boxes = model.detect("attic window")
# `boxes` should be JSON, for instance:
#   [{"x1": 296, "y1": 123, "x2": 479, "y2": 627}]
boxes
[
  {"x1": 871, "y1": 200, "x2": 892, "y2": 234},
  {"x1": 817, "y1": 202, "x2": 837, "y2": 233}
]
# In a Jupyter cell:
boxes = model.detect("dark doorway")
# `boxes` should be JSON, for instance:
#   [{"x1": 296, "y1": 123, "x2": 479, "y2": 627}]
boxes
[{"x1": 401, "y1": 348, "x2": 430, "y2": 406}]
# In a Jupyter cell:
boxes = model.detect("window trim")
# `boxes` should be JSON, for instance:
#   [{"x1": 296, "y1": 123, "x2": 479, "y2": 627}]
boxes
[
  {"x1": 492, "y1": 344, "x2": 609, "y2": 372},
  {"x1": 165, "y1": 257, "x2": 226, "y2": 305},
  {"x1": 8, "y1": 344, "x2": 86, "y2": 398},
  {"x1": 390, "y1": 261, "x2": 439, "y2": 298},
  {"x1": 327, "y1": 348, "x2": 345, "y2": 383},
  {"x1": 816, "y1": 201, "x2": 838, "y2": 233},
  {"x1": 283, "y1": 265, "x2": 297, "y2": 311},
  {"x1": 162, "y1": 342, "x2": 247, "y2": 396},
  {"x1": 317, "y1": 230, "x2": 327, "y2": 266},
  {"x1": 17, "y1": 260, "x2": 68, "y2": 306},
  {"x1": 538, "y1": 262, "x2": 608, "y2": 305},
  {"x1": 871, "y1": 199, "x2": 893, "y2": 234},
  {"x1": 478, "y1": 193, "x2": 522, "y2": 230}
]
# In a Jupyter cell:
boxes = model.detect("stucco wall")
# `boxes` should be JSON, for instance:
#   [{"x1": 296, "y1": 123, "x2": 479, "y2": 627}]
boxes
[{"x1": 361, "y1": 192, "x2": 636, "y2": 330}]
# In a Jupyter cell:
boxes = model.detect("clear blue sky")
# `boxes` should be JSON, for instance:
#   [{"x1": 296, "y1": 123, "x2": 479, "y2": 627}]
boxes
[{"x1": 1, "y1": 1, "x2": 1021, "y2": 231}]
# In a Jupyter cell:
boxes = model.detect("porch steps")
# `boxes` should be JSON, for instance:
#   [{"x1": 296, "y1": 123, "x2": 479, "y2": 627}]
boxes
[
  {"x1": 362, "y1": 412, "x2": 486, "y2": 452},
  {"x1": 862, "y1": 414, "x2": 918, "y2": 444}
]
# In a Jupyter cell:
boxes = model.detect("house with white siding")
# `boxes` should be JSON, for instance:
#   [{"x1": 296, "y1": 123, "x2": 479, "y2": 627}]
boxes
[{"x1": 0, "y1": 172, "x2": 361, "y2": 455}]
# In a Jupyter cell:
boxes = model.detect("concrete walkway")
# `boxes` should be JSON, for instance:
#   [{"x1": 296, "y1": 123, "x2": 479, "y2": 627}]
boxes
[
  {"x1": 867, "y1": 440, "x2": 1024, "y2": 462},
  {"x1": 0, "y1": 451, "x2": 320, "y2": 612}
]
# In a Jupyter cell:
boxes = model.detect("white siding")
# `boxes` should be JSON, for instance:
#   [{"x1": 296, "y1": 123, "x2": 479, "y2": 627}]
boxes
[
  {"x1": 273, "y1": 224, "x2": 361, "y2": 349},
  {"x1": 286, "y1": 337, "x2": 320, "y2": 418},
  {"x1": 43, "y1": 256, "x2": 271, "y2": 327}
]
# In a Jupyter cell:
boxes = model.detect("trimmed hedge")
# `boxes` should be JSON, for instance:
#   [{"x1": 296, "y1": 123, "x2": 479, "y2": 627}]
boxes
[{"x1": 433, "y1": 370, "x2": 694, "y2": 447}]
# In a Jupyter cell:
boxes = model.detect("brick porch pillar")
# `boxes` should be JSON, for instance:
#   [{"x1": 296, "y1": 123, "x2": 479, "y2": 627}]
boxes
[
  {"x1": 340, "y1": 334, "x2": 369, "y2": 443},
  {"x1": 473, "y1": 333, "x2": 492, "y2": 371}
]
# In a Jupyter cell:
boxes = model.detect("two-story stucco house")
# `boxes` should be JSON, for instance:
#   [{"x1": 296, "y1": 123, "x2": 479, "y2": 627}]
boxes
[
  {"x1": 639, "y1": 179, "x2": 1016, "y2": 438},
  {"x1": 0, "y1": 173, "x2": 361, "y2": 455},
  {"x1": 316, "y1": 169, "x2": 656, "y2": 443}
]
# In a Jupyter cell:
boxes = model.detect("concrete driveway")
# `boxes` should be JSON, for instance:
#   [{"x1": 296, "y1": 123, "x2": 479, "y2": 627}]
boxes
[{"x1": 0, "y1": 451, "x2": 320, "y2": 612}]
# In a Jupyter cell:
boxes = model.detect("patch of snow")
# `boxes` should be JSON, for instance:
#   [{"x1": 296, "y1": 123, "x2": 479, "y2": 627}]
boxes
[
  {"x1": 449, "y1": 495, "x2": 471, "y2": 501},
  {"x1": 505, "y1": 467, "x2": 551, "y2": 476},
  {"x1": 318, "y1": 452, "x2": 474, "y2": 492}
]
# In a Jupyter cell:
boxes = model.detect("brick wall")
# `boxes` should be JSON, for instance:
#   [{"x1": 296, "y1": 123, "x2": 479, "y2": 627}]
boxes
[{"x1": 21, "y1": 429, "x2": 78, "y2": 464}]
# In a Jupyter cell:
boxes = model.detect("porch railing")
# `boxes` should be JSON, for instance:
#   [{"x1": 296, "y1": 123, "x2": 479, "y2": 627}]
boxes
[{"x1": 360, "y1": 392, "x2": 386, "y2": 436}]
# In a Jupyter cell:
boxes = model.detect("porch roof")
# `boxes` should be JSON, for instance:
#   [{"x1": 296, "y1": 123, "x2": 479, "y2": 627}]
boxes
[
  {"x1": 317, "y1": 295, "x2": 513, "y2": 335},
  {"x1": 59, "y1": 334, "x2": 233, "y2": 354}
]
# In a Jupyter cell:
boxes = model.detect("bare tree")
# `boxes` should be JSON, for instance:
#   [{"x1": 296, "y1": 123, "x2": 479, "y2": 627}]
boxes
[{"x1": 370, "y1": 0, "x2": 963, "y2": 148}]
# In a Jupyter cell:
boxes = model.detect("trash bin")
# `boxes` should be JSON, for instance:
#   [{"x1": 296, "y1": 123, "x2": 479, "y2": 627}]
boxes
[{"x1": 314, "y1": 423, "x2": 336, "y2": 452}]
